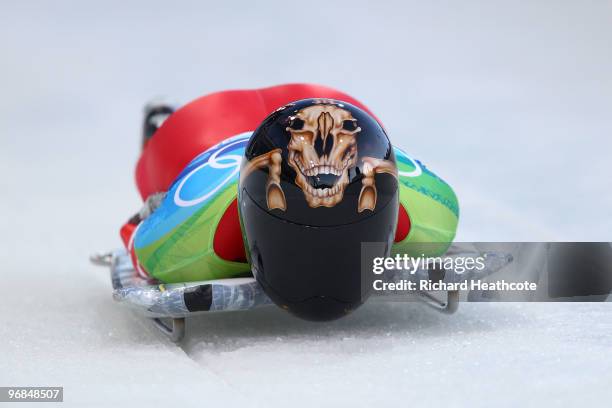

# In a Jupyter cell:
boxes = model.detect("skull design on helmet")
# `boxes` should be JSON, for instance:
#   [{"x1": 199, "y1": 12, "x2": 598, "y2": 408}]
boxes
[
  {"x1": 286, "y1": 102, "x2": 360, "y2": 208},
  {"x1": 240, "y1": 99, "x2": 398, "y2": 213}
]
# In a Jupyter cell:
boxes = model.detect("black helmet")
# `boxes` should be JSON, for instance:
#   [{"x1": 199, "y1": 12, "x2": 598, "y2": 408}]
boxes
[{"x1": 238, "y1": 98, "x2": 398, "y2": 321}]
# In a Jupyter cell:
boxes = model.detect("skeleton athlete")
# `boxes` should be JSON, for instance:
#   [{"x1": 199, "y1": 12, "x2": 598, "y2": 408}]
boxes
[{"x1": 120, "y1": 84, "x2": 459, "y2": 284}]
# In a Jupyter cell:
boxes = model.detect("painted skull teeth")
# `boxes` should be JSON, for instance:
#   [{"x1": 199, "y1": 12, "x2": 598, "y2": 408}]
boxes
[
  {"x1": 297, "y1": 163, "x2": 345, "y2": 177},
  {"x1": 304, "y1": 184, "x2": 343, "y2": 198}
]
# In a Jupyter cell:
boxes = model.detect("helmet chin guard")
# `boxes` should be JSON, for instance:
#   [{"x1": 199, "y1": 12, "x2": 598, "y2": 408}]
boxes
[{"x1": 239, "y1": 98, "x2": 399, "y2": 321}]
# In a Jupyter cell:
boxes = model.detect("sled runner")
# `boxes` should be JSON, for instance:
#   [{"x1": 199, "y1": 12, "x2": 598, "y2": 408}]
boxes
[{"x1": 91, "y1": 246, "x2": 512, "y2": 342}]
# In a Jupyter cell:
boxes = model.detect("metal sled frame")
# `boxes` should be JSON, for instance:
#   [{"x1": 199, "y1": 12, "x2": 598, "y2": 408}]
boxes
[
  {"x1": 90, "y1": 250, "x2": 274, "y2": 343},
  {"x1": 91, "y1": 247, "x2": 510, "y2": 342},
  {"x1": 89, "y1": 250, "x2": 465, "y2": 342},
  {"x1": 91, "y1": 252, "x2": 186, "y2": 342},
  {"x1": 143, "y1": 292, "x2": 460, "y2": 343}
]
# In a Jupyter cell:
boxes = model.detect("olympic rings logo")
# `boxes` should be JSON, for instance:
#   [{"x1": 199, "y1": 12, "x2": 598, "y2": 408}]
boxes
[
  {"x1": 395, "y1": 148, "x2": 422, "y2": 178},
  {"x1": 173, "y1": 135, "x2": 249, "y2": 208}
]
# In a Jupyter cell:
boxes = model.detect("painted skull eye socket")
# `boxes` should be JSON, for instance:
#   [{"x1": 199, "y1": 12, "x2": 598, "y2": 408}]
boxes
[
  {"x1": 288, "y1": 117, "x2": 304, "y2": 130},
  {"x1": 342, "y1": 120, "x2": 357, "y2": 131}
]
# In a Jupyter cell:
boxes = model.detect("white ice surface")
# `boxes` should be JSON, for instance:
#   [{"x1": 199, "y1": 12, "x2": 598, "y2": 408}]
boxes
[{"x1": 1, "y1": 1, "x2": 611, "y2": 406}]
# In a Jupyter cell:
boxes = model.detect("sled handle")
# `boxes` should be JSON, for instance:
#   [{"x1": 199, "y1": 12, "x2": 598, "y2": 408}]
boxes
[{"x1": 90, "y1": 252, "x2": 113, "y2": 267}]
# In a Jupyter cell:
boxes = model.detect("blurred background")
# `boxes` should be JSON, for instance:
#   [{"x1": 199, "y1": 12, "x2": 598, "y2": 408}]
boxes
[{"x1": 0, "y1": 1, "x2": 610, "y2": 406}]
